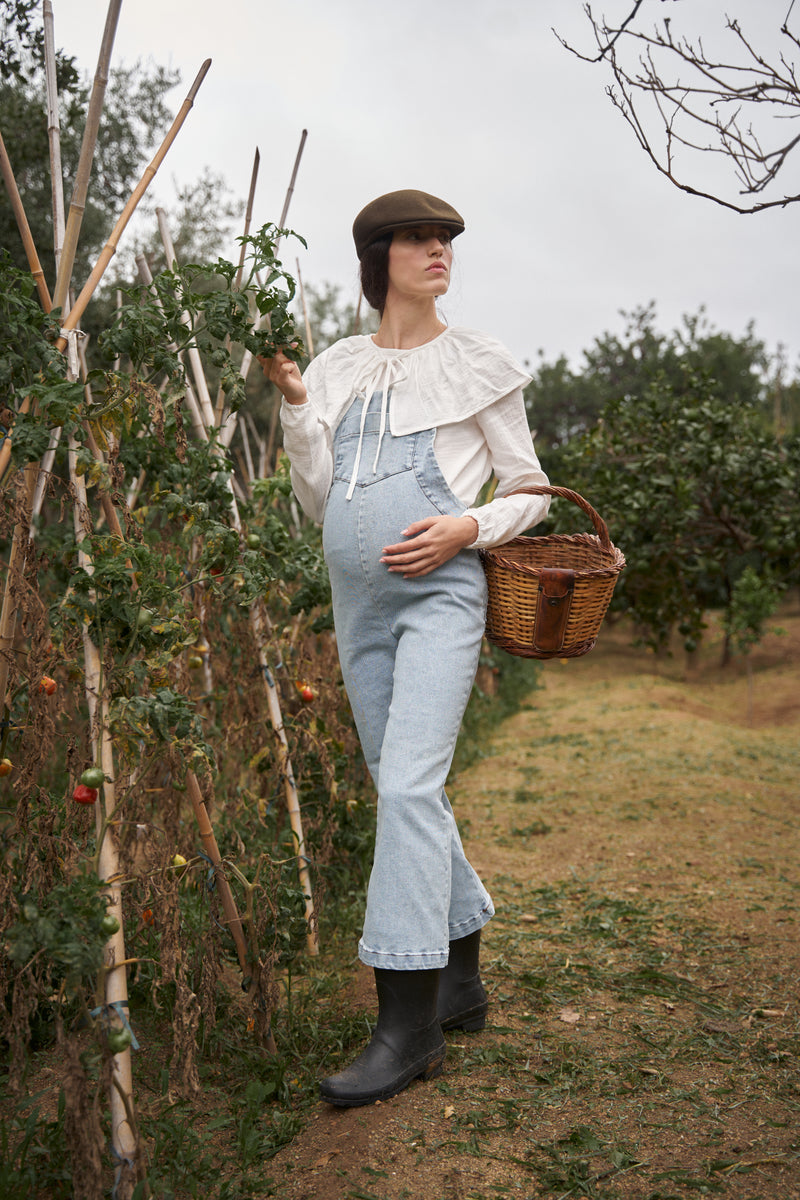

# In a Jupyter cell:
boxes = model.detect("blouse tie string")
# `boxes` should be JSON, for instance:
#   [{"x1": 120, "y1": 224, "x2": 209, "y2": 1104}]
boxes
[{"x1": 345, "y1": 356, "x2": 407, "y2": 501}]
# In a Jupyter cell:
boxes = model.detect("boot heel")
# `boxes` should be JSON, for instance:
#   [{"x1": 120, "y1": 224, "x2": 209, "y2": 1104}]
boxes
[
  {"x1": 420, "y1": 1054, "x2": 445, "y2": 1082},
  {"x1": 459, "y1": 1014, "x2": 487, "y2": 1033}
]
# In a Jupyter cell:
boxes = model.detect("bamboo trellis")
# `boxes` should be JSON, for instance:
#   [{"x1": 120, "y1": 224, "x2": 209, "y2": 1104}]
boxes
[
  {"x1": 0, "y1": 17, "x2": 215, "y2": 1194},
  {"x1": 0, "y1": 16, "x2": 324, "y2": 1156}
]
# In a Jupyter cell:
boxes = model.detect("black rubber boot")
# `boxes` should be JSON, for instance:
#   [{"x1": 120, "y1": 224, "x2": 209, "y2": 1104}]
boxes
[
  {"x1": 319, "y1": 968, "x2": 446, "y2": 1108},
  {"x1": 437, "y1": 929, "x2": 488, "y2": 1032}
]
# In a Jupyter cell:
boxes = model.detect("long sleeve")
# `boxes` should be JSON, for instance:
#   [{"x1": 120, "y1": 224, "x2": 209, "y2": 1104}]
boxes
[
  {"x1": 459, "y1": 387, "x2": 550, "y2": 548},
  {"x1": 278, "y1": 398, "x2": 333, "y2": 523}
]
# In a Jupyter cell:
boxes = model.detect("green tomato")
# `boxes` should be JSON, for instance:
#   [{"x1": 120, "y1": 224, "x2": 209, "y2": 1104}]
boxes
[
  {"x1": 136, "y1": 608, "x2": 155, "y2": 631},
  {"x1": 106, "y1": 1026, "x2": 132, "y2": 1055},
  {"x1": 81, "y1": 767, "x2": 105, "y2": 788},
  {"x1": 101, "y1": 913, "x2": 121, "y2": 937},
  {"x1": 246, "y1": 533, "x2": 261, "y2": 549}
]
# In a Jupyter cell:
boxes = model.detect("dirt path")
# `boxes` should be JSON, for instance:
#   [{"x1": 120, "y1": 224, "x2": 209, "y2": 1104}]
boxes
[{"x1": 269, "y1": 607, "x2": 800, "y2": 1200}]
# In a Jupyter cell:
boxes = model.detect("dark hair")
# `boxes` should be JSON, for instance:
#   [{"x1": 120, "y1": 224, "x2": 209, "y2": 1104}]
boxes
[{"x1": 359, "y1": 233, "x2": 392, "y2": 313}]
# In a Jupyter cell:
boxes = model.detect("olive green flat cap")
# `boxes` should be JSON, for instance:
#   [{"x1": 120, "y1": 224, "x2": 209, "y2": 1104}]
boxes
[{"x1": 352, "y1": 189, "x2": 465, "y2": 259}]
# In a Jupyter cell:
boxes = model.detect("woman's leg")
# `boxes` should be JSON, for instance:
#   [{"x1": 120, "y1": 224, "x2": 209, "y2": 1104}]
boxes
[{"x1": 357, "y1": 588, "x2": 492, "y2": 969}]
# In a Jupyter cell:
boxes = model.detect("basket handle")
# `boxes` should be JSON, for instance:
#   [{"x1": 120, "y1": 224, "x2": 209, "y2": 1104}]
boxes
[{"x1": 506, "y1": 484, "x2": 613, "y2": 553}]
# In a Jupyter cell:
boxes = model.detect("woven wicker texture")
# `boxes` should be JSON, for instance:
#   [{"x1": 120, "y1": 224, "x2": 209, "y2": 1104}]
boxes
[{"x1": 480, "y1": 485, "x2": 625, "y2": 659}]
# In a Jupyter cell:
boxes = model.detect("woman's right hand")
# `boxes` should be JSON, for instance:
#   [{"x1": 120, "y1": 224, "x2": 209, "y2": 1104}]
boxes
[{"x1": 258, "y1": 349, "x2": 307, "y2": 405}]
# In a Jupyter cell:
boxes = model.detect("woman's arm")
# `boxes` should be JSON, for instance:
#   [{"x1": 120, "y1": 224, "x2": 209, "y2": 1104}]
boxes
[{"x1": 463, "y1": 387, "x2": 550, "y2": 548}]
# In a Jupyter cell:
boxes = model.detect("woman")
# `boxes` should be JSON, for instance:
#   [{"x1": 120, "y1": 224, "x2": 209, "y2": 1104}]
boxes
[{"x1": 262, "y1": 189, "x2": 550, "y2": 1107}]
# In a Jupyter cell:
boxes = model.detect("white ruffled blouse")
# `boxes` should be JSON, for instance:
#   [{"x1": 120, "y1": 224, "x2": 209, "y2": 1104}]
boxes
[{"x1": 279, "y1": 326, "x2": 550, "y2": 548}]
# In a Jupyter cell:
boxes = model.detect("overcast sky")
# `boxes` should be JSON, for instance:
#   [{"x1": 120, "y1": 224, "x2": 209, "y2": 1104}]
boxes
[{"x1": 61, "y1": 0, "x2": 799, "y2": 375}]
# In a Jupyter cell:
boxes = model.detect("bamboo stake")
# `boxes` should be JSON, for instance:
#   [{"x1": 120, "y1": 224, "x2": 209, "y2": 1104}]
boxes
[
  {"x1": 0, "y1": 397, "x2": 28, "y2": 494},
  {"x1": 156, "y1": 208, "x2": 216, "y2": 429},
  {"x1": 235, "y1": 147, "x2": 261, "y2": 292},
  {"x1": 55, "y1": 59, "x2": 212, "y2": 353},
  {"x1": 185, "y1": 771, "x2": 277, "y2": 1053},
  {"x1": 251, "y1": 602, "x2": 318, "y2": 956},
  {"x1": 42, "y1": 0, "x2": 66, "y2": 275},
  {"x1": 213, "y1": 148, "x2": 262, "y2": 425},
  {"x1": 226, "y1": 128, "x2": 309, "y2": 404},
  {"x1": 52, "y1": 0, "x2": 123, "y2": 315},
  {"x1": 135, "y1": 253, "x2": 209, "y2": 443},
  {"x1": 0, "y1": 455, "x2": 37, "y2": 709},
  {"x1": 277, "y1": 129, "x2": 307, "y2": 232},
  {"x1": 239, "y1": 420, "x2": 255, "y2": 482},
  {"x1": 114, "y1": 288, "x2": 122, "y2": 371},
  {"x1": 245, "y1": 411, "x2": 268, "y2": 479},
  {"x1": 0, "y1": 129, "x2": 52, "y2": 309},
  {"x1": 68, "y1": 422, "x2": 138, "y2": 1195},
  {"x1": 296, "y1": 258, "x2": 314, "y2": 360}
]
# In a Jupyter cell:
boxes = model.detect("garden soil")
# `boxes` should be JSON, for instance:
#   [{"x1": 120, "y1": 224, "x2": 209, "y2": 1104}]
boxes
[{"x1": 268, "y1": 603, "x2": 800, "y2": 1200}]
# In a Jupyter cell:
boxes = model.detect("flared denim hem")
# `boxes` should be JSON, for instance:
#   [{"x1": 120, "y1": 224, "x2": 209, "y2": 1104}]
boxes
[
  {"x1": 358, "y1": 900, "x2": 495, "y2": 970},
  {"x1": 357, "y1": 941, "x2": 449, "y2": 971},
  {"x1": 449, "y1": 899, "x2": 495, "y2": 943}
]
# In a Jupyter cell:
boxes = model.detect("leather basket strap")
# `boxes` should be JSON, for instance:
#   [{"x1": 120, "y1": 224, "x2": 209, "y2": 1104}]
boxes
[{"x1": 532, "y1": 567, "x2": 575, "y2": 653}]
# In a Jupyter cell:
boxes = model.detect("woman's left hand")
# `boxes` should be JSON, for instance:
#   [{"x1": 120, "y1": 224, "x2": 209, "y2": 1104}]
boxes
[{"x1": 381, "y1": 515, "x2": 479, "y2": 578}]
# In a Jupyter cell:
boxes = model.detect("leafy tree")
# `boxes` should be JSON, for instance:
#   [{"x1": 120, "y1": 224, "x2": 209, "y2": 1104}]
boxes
[
  {"x1": 0, "y1": 3, "x2": 181, "y2": 291},
  {"x1": 526, "y1": 303, "x2": 771, "y2": 453},
  {"x1": 550, "y1": 366, "x2": 800, "y2": 654}
]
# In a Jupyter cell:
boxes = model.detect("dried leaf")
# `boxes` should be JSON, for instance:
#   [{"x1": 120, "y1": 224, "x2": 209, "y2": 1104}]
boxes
[
  {"x1": 312, "y1": 1150, "x2": 340, "y2": 1168},
  {"x1": 558, "y1": 1006, "x2": 581, "y2": 1024},
  {"x1": 443, "y1": 1104, "x2": 455, "y2": 1119}
]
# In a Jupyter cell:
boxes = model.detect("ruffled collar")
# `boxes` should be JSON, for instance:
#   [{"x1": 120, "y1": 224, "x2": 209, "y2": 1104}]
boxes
[{"x1": 300, "y1": 326, "x2": 531, "y2": 437}]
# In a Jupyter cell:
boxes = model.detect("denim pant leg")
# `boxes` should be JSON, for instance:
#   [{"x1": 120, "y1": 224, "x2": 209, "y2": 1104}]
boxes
[{"x1": 351, "y1": 575, "x2": 493, "y2": 970}]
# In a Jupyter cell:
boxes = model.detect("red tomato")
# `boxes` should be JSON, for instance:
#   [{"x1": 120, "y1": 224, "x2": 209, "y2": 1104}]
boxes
[
  {"x1": 39, "y1": 676, "x2": 57, "y2": 696},
  {"x1": 72, "y1": 784, "x2": 98, "y2": 805}
]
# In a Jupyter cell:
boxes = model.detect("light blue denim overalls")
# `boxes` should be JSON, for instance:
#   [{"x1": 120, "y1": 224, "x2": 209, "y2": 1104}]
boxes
[{"x1": 322, "y1": 389, "x2": 495, "y2": 971}]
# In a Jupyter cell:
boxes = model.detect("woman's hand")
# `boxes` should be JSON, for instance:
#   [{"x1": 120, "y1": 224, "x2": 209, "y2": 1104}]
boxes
[
  {"x1": 381, "y1": 515, "x2": 479, "y2": 578},
  {"x1": 258, "y1": 348, "x2": 307, "y2": 405}
]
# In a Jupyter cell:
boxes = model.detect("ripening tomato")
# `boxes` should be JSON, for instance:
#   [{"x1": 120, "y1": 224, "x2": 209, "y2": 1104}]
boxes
[
  {"x1": 141, "y1": 907, "x2": 154, "y2": 927},
  {"x1": 39, "y1": 675, "x2": 57, "y2": 696},
  {"x1": 72, "y1": 784, "x2": 98, "y2": 805},
  {"x1": 299, "y1": 685, "x2": 315, "y2": 703},
  {"x1": 0, "y1": 758, "x2": 12, "y2": 778}
]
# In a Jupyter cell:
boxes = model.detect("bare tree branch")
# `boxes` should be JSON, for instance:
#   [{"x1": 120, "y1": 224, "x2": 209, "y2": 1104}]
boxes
[{"x1": 558, "y1": 3, "x2": 800, "y2": 213}]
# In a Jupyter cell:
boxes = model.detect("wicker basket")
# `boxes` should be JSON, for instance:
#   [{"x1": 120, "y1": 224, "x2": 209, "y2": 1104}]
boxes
[{"x1": 480, "y1": 485, "x2": 625, "y2": 660}]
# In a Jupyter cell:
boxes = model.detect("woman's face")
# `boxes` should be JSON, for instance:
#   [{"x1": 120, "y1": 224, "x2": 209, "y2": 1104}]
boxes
[{"x1": 385, "y1": 225, "x2": 454, "y2": 305}]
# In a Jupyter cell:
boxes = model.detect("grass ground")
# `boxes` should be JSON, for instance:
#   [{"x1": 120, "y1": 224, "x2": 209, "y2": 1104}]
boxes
[{"x1": 266, "y1": 602, "x2": 800, "y2": 1200}]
